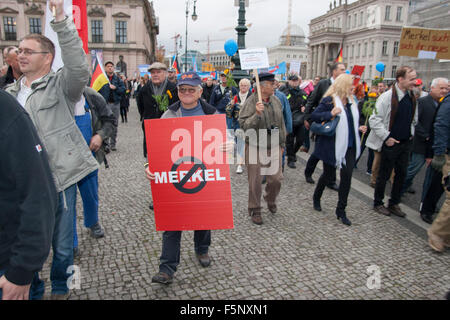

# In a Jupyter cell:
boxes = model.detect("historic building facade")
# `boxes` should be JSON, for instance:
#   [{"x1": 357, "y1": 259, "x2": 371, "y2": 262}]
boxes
[
  {"x1": 307, "y1": 0, "x2": 409, "y2": 82},
  {"x1": 0, "y1": 0, "x2": 159, "y2": 78}
]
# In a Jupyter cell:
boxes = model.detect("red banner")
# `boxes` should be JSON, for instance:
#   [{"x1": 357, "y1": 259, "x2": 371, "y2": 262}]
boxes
[
  {"x1": 145, "y1": 114, "x2": 234, "y2": 231},
  {"x1": 73, "y1": 0, "x2": 88, "y2": 54},
  {"x1": 351, "y1": 65, "x2": 365, "y2": 86}
]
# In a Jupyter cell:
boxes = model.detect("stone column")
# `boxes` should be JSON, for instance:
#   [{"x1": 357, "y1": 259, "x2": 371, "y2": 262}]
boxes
[
  {"x1": 310, "y1": 46, "x2": 316, "y2": 78},
  {"x1": 323, "y1": 43, "x2": 330, "y2": 78},
  {"x1": 317, "y1": 44, "x2": 324, "y2": 77}
]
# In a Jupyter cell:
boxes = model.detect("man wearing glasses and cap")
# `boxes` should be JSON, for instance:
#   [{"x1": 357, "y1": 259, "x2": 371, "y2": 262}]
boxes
[{"x1": 145, "y1": 71, "x2": 218, "y2": 284}]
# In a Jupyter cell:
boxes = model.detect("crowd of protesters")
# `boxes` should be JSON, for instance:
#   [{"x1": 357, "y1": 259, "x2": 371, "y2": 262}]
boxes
[{"x1": 0, "y1": 0, "x2": 449, "y2": 300}]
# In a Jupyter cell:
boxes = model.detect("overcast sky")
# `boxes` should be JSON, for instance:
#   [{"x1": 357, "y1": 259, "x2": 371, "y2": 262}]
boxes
[{"x1": 152, "y1": 0, "x2": 357, "y2": 57}]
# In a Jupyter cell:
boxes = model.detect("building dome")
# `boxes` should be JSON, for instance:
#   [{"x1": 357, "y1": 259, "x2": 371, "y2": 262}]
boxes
[
  {"x1": 280, "y1": 24, "x2": 306, "y2": 46},
  {"x1": 282, "y1": 24, "x2": 305, "y2": 38}
]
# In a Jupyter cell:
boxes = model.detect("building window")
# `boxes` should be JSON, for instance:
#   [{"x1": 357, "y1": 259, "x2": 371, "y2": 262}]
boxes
[
  {"x1": 363, "y1": 42, "x2": 368, "y2": 57},
  {"x1": 338, "y1": 17, "x2": 341, "y2": 28},
  {"x1": 385, "y1": 5, "x2": 391, "y2": 21},
  {"x1": 91, "y1": 20, "x2": 103, "y2": 43},
  {"x1": 360, "y1": 11, "x2": 364, "y2": 26},
  {"x1": 369, "y1": 65, "x2": 372, "y2": 79},
  {"x1": 391, "y1": 65, "x2": 397, "y2": 78},
  {"x1": 380, "y1": 70, "x2": 385, "y2": 78},
  {"x1": 115, "y1": 21, "x2": 127, "y2": 44},
  {"x1": 287, "y1": 54, "x2": 290, "y2": 58},
  {"x1": 345, "y1": 45, "x2": 349, "y2": 58},
  {"x1": 382, "y1": 41, "x2": 388, "y2": 56},
  {"x1": 29, "y1": 17, "x2": 41, "y2": 34},
  {"x1": 370, "y1": 41, "x2": 374, "y2": 56},
  {"x1": 357, "y1": 44, "x2": 361, "y2": 57},
  {"x1": 3, "y1": 16, "x2": 17, "y2": 41},
  {"x1": 347, "y1": 15, "x2": 351, "y2": 29},
  {"x1": 393, "y1": 41, "x2": 399, "y2": 56},
  {"x1": 396, "y1": 7, "x2": 402, "y2": 22},
  {"x1": 351, "y1": 45, "x2": 354, "y2": 58},
  {"x1": 353, "y1": 13, "x2": 357, "y2": 28}
]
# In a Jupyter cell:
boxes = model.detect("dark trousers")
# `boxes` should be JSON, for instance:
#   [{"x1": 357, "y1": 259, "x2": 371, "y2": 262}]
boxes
[
  {"x1": 286, "y1": 125, "x2": 305, "y2": 162},
  {"x1": 313, "y1": 148, "x2": 356, "y2": 213},
  {"x1": 421, "y1": 167, "x2": 444, "y2": 217},
  {"x1": 159, "y1": 230, "x2": 211, "y2": 276},
  {"x1": 142, "y1": 122, "x2": 147, "y2": 158},
  {"x1": 305, "y1": 153, "x2": 336, "y2": 184},
  {"x1": 374, "y1": 140, "x2": 411, "y2": 207}
]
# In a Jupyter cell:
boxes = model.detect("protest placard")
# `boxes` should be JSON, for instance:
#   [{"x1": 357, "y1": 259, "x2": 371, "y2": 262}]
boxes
[{"x1": 398, "y1": 27, "x2": 450, "y2": 60}]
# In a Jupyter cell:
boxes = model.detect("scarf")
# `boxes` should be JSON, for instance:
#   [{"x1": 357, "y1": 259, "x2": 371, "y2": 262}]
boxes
[
  {"x1": 151, "y1": 77, "x2": 168, "y2": 97},
  {"x1": 334, "y1": 95, "x2": 361, "y2": 169},
  {"x1": 389, "y1": 83, "x2": 416, "y2": 131}
]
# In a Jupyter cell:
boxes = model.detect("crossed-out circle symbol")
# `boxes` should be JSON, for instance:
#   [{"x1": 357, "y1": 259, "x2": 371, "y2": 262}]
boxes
[{"x1": 170, "y1": 156, "x2": 207, "y2": 194}]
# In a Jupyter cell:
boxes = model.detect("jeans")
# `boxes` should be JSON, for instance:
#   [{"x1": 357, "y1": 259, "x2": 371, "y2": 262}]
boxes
[
  {"x1": 159, "y1": 230, "x2": 211, "y2": 276},
  {"x1": 74, "y1": 170, "x2": 99, "y2": 248},
  {"x1": 313, "y1": 148, "x2": 356, "y2": 214},
  {"x1": 31, "y1": 184, "x2": 77, "y2": 297},
  {"x1": 400, "y1": 152, "x2": 426, "y2": 196},
  {"x1": 374, "y1": 141, "x2": 411, "y2": 207}
]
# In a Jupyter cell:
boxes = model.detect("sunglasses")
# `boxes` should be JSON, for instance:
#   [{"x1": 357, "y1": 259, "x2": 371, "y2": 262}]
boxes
[{"x1": 178, "y1": 87, "x2": 197, "y2": 94}]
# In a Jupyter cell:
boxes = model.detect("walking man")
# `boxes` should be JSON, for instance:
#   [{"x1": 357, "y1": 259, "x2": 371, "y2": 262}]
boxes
[
  {"x1": 99, "y1": 61, "x2": 125, "y2": 151},
  {"x1": 366, "y1": 66, "x2": 418, "y2": 217}
]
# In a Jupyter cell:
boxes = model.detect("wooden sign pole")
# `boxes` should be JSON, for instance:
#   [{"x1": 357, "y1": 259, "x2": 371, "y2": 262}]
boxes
[{"x1": 253, "y1": 68, "x2": 262, "y2": 103}]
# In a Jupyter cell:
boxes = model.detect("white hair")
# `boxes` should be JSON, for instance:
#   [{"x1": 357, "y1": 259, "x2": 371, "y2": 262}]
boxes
[
  {"x1": 431, "y1": 78, "x2": 449, "y2": 88},
  {"x1": 239, "y1": 78, "x2": 251, "y2": 86}
]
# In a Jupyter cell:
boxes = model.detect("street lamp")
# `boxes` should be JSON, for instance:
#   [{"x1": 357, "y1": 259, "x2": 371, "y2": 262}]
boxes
[
  {"x1": 231, "y1": 0, "x2": 249, "y2": 82},
  {"x1": 185, "y1": 0, "x2": 198, "y2": 72}
]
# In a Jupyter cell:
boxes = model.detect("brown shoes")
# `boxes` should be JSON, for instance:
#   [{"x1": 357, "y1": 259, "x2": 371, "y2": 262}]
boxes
[
  {"x1": 263, "y1": 195, "x2": 277, "y2": 213},
  {"x1": 374, "y1": 205, "x2": 391, "y2": 216},
  {"x1": 249, "y1": 209, "x2": 263, "y2": 225},
  {"x1": 196, "y1": 253, "x2": 211, "y2": 267},
  {"x1": 388, "y1": 204, "x2": 406, "y2": 217}
]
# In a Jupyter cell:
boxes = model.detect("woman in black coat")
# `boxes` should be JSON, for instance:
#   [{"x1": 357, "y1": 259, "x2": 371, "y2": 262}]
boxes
[{"x1": 310, "y1": 74, "x2": 367, "y2": 226}]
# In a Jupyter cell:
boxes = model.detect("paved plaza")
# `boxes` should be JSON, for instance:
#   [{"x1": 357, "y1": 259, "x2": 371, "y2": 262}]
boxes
[{"x1": 39, "y1": 101, "x2": 449, "y2": 300}]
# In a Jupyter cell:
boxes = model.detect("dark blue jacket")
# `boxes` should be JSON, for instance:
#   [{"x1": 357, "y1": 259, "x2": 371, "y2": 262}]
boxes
[
  {"x1": 98, "y1": 74, "x2": 125, "y2": 104},
  {"x1": 209, "y1": 85, "x2": 238, "y2": 113},
  {"x1": 433, "y1": 93, "x2": 450, "y2": 156},
  {"x1": 311, "y1": 96, "x2": 338, "y2": 167}
]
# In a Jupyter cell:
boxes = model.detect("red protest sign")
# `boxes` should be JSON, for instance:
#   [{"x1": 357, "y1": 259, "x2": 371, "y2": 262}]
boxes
[
  {"x1": 145, "y1": 114, "x2": 234, "y2": 231},
  {"x1": 351, "y1": 65, "x2": 365, "y2": 86}
]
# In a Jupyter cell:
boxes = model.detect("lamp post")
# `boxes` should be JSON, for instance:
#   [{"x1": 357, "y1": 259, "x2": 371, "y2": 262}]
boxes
[
  {"x1": 184, "y1": 0, "x2": 198, "y2": 72},
  {"x1": 231, "y1": 0, "x2": 249, "y2": 82}
]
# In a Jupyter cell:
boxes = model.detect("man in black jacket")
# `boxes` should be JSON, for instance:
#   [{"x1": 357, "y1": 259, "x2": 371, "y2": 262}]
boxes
[
  {"x1": 280, "y1": 74, "x2": 308, "y2": 168},
  {"x1": 137, "y1": 62, "x2": 179, "y2": 158},
  {"x1": 201, "y1": 76, "x2": 214, "y2": 103},
  {"x1": 303, "y1": 62, "x2": 345, "y2": 188},
  {"x1": 0, "y1": 89, "x2": 57, "y2": 300},
  {"x1": 98, "y1": 61, "x2": 125, "y2": 151},
  {"x1": 400, "y1": 78, "x2": 448, "y2": 207}
]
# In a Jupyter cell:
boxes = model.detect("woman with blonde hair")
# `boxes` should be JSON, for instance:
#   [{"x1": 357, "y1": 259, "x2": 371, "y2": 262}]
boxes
[{"x1": 311, "y1": 73, "x2": 367, "y2": 226}]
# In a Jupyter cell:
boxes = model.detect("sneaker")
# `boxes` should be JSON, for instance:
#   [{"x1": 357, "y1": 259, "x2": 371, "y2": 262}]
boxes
[
  {"x1": 388, "y1": 204, "x2": 406, "y2": 218},
  {"x1": 90, "y1": 222, "x2": 104, "y2": 238},
  {"x1": 374, "y1": 205, "x2": 391, "y2": 216},
  {"x1": 151, "y1": 272, "x2": 173, "y2": 285},
  {"x1": 236, "y1": 165, "x2": 243, "y2": 174},
  {"x1": 427, "y1": 230, "x2": 445, "y2": 253},
  {"x1": 366, "y1": 170, "x2": 372, "y2": 176},
  {"x1": 196, "y1": 253, "x2": 211, "y2": 267}
]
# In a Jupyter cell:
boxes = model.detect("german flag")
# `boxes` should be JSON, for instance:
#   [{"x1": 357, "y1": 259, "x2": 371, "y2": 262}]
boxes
[
  {"x1": 90, "y1": 54, "x2": 109, "y2": 92},
  {"x1": 335, "y1": 45, "x2": 343, "y2": 63}
]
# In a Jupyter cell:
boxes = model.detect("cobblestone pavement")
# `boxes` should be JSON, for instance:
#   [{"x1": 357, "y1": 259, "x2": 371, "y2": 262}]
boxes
[{"x1": 39, "y1": 101, "x2": 449, "y2": 300}]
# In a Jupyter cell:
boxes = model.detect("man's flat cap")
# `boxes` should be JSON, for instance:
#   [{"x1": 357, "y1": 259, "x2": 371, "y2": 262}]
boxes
[{"x1": 148, "y1": 62, "x2": 168, "y2": 71}]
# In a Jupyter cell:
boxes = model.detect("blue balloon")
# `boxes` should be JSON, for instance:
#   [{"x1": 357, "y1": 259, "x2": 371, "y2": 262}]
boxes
[
  {"x1": 345, "y1": 70, "x2": 351, "y2": 74},
  {"x1": 224, "y1": 39, "x2": 238, "y2": 57},
  {"x1": 376, "y1": 62, "x2": 385, "y2": 73}
]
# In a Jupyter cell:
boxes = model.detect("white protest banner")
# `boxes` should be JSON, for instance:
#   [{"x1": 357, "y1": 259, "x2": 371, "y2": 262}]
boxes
[
  {"x1": 238, "y1": 48, "x2": 270, "y2": 70},
  {"x1": 289, "y1": 60, "x2": 301, "y2": 74}
]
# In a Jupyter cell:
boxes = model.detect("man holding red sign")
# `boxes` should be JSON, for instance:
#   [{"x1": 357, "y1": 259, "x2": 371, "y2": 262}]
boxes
[{"x1": 145, "y1": 71, "x2": 229, "y2": 285}]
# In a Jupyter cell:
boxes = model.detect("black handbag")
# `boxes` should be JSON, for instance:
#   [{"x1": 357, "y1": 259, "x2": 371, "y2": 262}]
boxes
[
  {"x1": 310, "y1": 116, "x2": 340, "y2": 136},
  {"x1": 292, "y1": 109, "x2": 305, "y2": 127}
]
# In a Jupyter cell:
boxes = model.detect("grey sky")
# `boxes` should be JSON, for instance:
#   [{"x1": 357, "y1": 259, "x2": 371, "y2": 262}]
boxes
[{"x1": 152, "y1": 0, "x2": 357, "y2": 57}]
